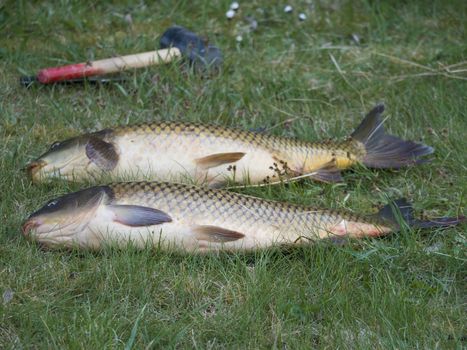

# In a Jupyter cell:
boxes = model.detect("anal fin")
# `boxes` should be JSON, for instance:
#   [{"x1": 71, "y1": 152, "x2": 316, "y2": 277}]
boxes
[
  {"x1": 225, "y1": 166, "x2": 342, "y2": 189},
  {"x1": 195, "y1": 152, "x2": 245, "y2": 170},
  {"x1": 193, "y1": 225, "x2": 245, "y2": 243},
  {"x1": 309, "y1": 161, "x2": 343, "y2": 183}
]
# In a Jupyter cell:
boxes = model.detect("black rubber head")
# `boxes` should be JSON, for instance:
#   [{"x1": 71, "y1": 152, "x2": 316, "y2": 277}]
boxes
[
  {"x1": 20, "y1": 76, "x2": 37, "y2": 86},
  {"x1": 159, "y1": 26, "x2": 222, "y2": 71}
]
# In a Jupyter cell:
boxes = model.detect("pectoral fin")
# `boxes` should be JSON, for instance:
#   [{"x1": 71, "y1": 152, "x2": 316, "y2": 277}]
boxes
[
  {"x1": 195, "y1": 152, "x2": 245, "y2": 170},
  {"x1": 193, "y1": 225, "x2": 245, "y2": 243},
  {"x1": 86, "y1": 137, "x2": 119, "y2": 171},
  {"x1": 108, "y1": 205, "x2": 172, "y2": 227}
]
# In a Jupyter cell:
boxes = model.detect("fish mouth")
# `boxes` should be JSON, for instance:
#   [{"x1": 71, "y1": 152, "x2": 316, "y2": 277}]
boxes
[
  {"x1": 22, "y1": 218, "x2": 41, "y2": 238},
  {"x1": 24, "y1": 160, "x2": 47, "y2": 181}
]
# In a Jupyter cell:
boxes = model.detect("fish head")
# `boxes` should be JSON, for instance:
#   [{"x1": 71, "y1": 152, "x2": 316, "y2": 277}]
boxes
[
  {"x1": 25, "y1": 130, "x2": 117, "y2": 182},
  {"x1": 22, "y1": 186, "x2": 112, "y2": 246},
  {"x1": 25, "y1": 135, "x2": 91, "y2": 182}
]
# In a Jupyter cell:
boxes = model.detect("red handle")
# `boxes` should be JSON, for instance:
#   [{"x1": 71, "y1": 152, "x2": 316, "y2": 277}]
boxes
[
  {"x1": 37, "y1": 63, "x2": 104, "y2": 84},
  {"x1": 35, "y1": 48, "x2": 181, "y2": 84}
]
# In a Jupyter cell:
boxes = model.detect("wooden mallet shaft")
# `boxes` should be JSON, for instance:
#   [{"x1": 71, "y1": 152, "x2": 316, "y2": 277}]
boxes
[{"x1": 36, "y1": 48, "x2": 182, "y2": 84}]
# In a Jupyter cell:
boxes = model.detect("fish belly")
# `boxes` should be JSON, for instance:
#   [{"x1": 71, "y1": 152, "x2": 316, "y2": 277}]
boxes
[
  {"x1": 113, "y1": 136, "x2": 279, "y2": 185},
  {"x1": 112, "y1": 135, "x2": 202, "y2": 182},
  {"x1": 203, "y1": 150, "x2": 279, "y2": 186},
  {"x1": 84, "y1": 205, "x2": 296, "y2": 251}
]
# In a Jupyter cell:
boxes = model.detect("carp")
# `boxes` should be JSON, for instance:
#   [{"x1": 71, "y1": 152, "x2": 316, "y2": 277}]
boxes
[
  {"x1": 26, "y1": 104, "x2": 433, "y2": 187},
  {"x1": 22, "y1": 182, "x2": 463, "y2": 252}
]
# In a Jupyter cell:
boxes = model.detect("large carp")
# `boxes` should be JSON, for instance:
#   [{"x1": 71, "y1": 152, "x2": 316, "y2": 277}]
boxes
[
  {"x1": 22, "y1": 182, "x2": 463, "y2": 252},
  {"x1": 26, "y1": 105, "x2": 433, "y2": 187}
]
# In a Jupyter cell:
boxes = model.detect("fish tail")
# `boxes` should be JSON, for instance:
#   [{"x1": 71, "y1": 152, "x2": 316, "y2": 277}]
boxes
[
  {"x1": 377, "y1": 198, "x2": 464, "y2": 230},
  {"x1": 351, "y1": 104, "x2": 434, "y2": 168}
]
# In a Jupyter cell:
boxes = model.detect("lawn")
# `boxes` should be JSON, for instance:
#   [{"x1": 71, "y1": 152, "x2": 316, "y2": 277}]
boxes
[{"x1": 0, "y1": 0, "x2": 466, "y2": 348}]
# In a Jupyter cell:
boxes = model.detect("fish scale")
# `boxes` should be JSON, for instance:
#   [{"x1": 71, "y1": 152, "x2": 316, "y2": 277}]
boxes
[
  {"x1": 108, "y1": 121, "x2": 354, "y2": 184},
  {"x1": 114, "y1": 120, "x2": 315, "y2": 152},
  {"x1": 108, "y1": 181, "x2": 353, "y2": 241}
]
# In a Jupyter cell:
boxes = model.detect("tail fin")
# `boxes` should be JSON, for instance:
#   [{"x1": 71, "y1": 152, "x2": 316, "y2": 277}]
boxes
[
  {"x1": 377, "y1": 198, "x2": 464, "y2": 230},
  {"x1": 351, "y1": 104, "x2": 434, "y2": 168}
]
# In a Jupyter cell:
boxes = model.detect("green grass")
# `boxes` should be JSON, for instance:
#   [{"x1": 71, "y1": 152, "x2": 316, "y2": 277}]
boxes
[{"x1": 1, "y1": 0, "x2": 466, "y2": 348}]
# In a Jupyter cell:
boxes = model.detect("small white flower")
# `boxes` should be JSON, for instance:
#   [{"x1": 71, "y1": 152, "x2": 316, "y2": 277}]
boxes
[
  {"x1": 236, "y1": 35, "x2": 243, "y2": 42},
  {"x1": 230, "y1": 2, "x2": 239, "y2": 11},
  {"x1": 284, "y1": 5, "x2": 293, "y2": 13},
  {"x1": 298, "y1": 13, "x2": 307, "y2": 21},
  {"x1": 226, "y1": 9, "x2": 235, "y2": 19}
]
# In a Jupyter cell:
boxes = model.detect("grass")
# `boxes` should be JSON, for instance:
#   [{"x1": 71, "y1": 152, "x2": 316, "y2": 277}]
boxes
[{"x1": 1, "y1": 0, "x2": 466, "y2": 348}]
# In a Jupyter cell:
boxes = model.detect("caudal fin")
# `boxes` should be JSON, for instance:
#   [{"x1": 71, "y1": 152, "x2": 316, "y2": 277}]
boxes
[
  {"x1": 351, "y1": 104, "x2": 434, "y2": 168},
  {"x1": 377, "y1": 198, "x2": 464, "y2": 230}
]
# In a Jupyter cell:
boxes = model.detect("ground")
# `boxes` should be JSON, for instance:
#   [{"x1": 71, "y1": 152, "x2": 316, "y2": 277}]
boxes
[{"x1": 0, "y1": 0, "x2": 466, "y2": 348}]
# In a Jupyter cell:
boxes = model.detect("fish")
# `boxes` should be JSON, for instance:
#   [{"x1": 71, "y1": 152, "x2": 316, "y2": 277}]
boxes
[
  {"x1": 25, "y1": 104, "x2": 433, "y2": 187},
  {"x1": 22, "y1": 181, "x2": 464, "y2": 252}
]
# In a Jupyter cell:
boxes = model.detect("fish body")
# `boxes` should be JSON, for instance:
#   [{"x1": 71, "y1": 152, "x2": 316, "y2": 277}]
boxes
[
  {"x1": 26, "y1": 105, "x2": 433, "y2": 187},
  {"x1": 96, "y1": 123, "x2": 359, "y2": 185},
  {"x1": 22, "y1": 182, "x2": 462, "y2": 252}
]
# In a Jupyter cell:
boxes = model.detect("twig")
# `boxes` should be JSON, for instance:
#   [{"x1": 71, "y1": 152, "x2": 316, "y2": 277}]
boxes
[
  {"x1": 329, "y1": 53, "x2": 364, "y2": 105},
  {"x1": 373, "y1": 52, "x2": 467, "y2": 82},
  {"x1": 391, "y1": 72, "x2": 467, "y2": 83},
  {"x1": 373, "y1": 52, "x2": 436, "y2": 72},
  {"x1": 267, "y1": 117, "x2": 301, "y2": 131}
]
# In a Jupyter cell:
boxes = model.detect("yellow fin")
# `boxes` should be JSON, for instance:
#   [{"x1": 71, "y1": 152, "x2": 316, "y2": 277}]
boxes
[
  {"x1": 193, "y1": 225, "x2": 245, "y2": 243},
  {"x1": 195, "y1": 152, "x2": 245, "y2": 170}
]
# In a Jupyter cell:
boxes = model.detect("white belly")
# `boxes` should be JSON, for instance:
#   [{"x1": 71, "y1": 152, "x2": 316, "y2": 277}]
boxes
[
  {"x1": 112, "y1": 135, "x2": 279, "y2": 186},
  {"x1": 78, "y1": 205, "x2": 292, "y2": 252}
]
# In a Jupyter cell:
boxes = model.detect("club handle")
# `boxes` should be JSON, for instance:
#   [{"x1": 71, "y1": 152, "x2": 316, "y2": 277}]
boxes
[{"x1": 36, "y1": 47, "x2": 182, "y2": 84}]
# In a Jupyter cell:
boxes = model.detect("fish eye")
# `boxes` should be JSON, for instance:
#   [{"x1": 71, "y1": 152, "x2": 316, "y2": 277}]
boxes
[
  {"x1": 47, "y1": 200, "x2": 58, "y2": 207},
  {"x1": 50, "y1": 141, "x2": 61, "y2": 150}
]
